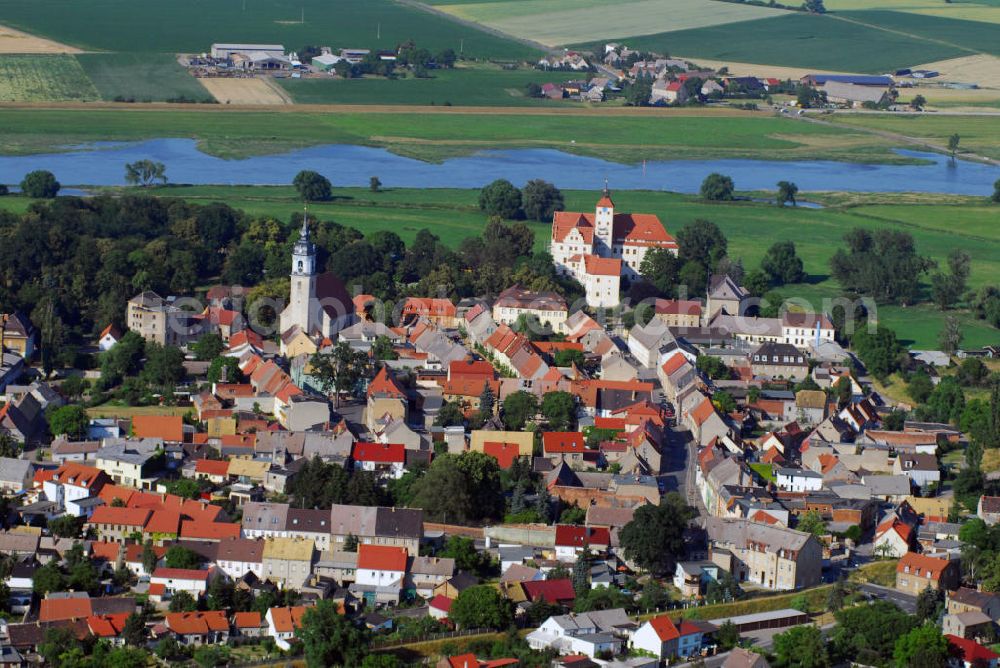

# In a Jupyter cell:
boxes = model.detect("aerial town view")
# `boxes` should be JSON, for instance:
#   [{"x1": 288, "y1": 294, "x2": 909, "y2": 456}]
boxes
[{"x1": 0, "y1": 0, "x2": 998, "y2": 666}]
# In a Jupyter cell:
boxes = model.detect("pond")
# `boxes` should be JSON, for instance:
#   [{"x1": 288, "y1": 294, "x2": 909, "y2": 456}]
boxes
[{"x1": 0, "y1": 139, "x2": 997, "y2": 196}]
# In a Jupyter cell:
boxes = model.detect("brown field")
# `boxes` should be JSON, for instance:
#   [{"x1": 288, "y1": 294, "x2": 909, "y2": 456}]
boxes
[
  {"x1": 672, "y1": 55, "x2": 848, "y2": 80},
  {"x1": 0, "y1": 23, "x2": 81, "y2": 54},
  {"x1": 913, "y1": 54, "x2": 1000, "y2": 88},
  {"x1": 198, "y1": 77, "x2": 290, "y2": 105}
]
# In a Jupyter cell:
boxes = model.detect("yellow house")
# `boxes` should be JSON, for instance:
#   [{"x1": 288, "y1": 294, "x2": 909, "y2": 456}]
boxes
[
  {"x1": 0, "y1": 313, "x2": 36, "y2": 359},
  {"x1": 205, "y1": 417, "x2": 238, "y2": 438},
  {"x1": 469, "y1": 430, "x2": 534, "y2": 457},
  {"x1": 281, "y1": 328, "x2": 318, "y2": 358},
  {"x1": 227, "y1": 458, "x2": 269, "y2": 484}
]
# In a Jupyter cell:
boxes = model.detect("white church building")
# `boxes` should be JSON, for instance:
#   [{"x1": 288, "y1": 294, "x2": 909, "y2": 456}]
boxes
[
  {"x1": 278, "y1": 215, "x2": 356, "y2": 340},
  {"x1": 550, "y1": 186, "x2": 678, "y2": 308}
]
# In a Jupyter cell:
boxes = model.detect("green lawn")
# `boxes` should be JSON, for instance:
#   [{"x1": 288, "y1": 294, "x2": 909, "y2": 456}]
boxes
[
  {"x1": 278, "y1": 66, "x2": 580, "y2": 106},
  {"x1": 10, "y1": 183, "x2": 989, "y2": 348},
  {"x1": 0, "y1": 0, "x2": 535, "y2": 60},
  {"x1": 76, "y1": 53, "x2": 214, "y2": 103},
  {"x1": 824, "y1": 113, "x2": 1000, "y2": 162},
  {"x1": 0, "y1": 107, "x2": 895, "y2": 163},
  {"x1": 590, "y1": 12, "x2": 969, "y2": 72},
  {"x1": 751, "y1": 463, "x2": 776, "y2": 482}
]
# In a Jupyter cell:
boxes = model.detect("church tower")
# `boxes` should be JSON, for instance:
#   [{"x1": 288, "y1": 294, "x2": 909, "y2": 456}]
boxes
[
  {"x1": 594, "y1": 180, "x2": 615, "y2": 255},
  {"x1": 280, "y1": 212, "x2": 317, "y2": 335}
]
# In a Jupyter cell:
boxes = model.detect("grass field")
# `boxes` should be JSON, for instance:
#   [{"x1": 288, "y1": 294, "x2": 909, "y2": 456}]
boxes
[
  {"x1": 0, "y1": 107, "x2": 895, "y2": 164},
  {"x1": 587, "y1": 12, "x2": 972, "y2": 73},
  {"x1": 824, "y1": 113, "x2": 1000, "y2": 162},
  {"x1": 76, "y1": 53, "x2": 213, "y2": 102},
  {"x1": 279, "y1": 66, "x2": 591, "y2": 106},
  {"x1": 430, "y1": 0, "x2": 787, "y2": 46},
  {"x1": 0, "y1": 0, "x2": 536, "y2": 60},
  {"x1": 7, "y1": 183, "x2": 989, "y2": 348},
  {"x1": 0, "y1": 54, "x2": 98, "y2": 101}
]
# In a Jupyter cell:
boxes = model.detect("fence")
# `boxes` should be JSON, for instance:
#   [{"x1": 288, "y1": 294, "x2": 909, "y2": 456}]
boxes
[{"x1": 371, "y1": 627, "x2": 493, "y2": 650}]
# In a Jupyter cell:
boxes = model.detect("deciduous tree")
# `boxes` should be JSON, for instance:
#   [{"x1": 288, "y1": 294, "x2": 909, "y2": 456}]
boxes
[{"x1": 699, "y1": 173, "x2": 734, "y2": 201}]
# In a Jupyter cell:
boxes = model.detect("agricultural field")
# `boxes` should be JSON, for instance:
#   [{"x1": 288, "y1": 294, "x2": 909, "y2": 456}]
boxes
[
  {"x1": 0, "y1": 107, "x2": 893, "y2": 163},
  {"x1": 0, "y1": 22, "x2": 79, "y2": 53},
  {"x1": 76, "y1": 53, "x2": 214, "y2": 102},
  {"x1": 585, "y1": 13, "x2": 971, "y2": 73},
  {"x1": 0, "y1": 54, "x2": 99, "y2": 102},
  {"x1": 425, "y1": 0, "x2": 786, "y2": 47},
  {"x1": 0, "y1": 0, "x2": 536, "y2": 60},
  {"x1": 277, "y1": 66, "x2": 583, "y2": 106},
  {"x1": 5, "y1": 183, "x2": 989, "y2": 348},
  {"x1": 199, "y1": 77, "x2": 290, "y2": 105}
]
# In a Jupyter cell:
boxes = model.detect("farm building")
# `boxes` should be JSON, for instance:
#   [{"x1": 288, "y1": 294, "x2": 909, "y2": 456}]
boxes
[
  {"x1": 210, "y1": 43, "x2": 291, "y2": 70},
  {"x1": 801, "y1": 74, "x2": 893, "y2": 87},
  {"x1": 821, "y1": 82, "x2": 890, "y2": 107}
]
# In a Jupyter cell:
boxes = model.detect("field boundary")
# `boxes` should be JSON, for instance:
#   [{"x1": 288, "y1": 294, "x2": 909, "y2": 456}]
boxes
[{"x1": 400, "y1": 0, "x2": 554, "y2": 54}]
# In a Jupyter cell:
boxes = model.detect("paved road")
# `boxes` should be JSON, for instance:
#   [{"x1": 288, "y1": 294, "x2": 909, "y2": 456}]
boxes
[{"x1": 858, "y1": 583, "x2": 918, "y2": 614}]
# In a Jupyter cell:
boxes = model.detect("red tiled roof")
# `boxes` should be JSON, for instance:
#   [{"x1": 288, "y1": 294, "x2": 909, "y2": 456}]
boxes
[
  {"x1": 554, "y1": 525, "x2": 611, "y2": 548},
  {"x1": 593, "y1": 417, "x2": 626, "y2": 431},
  {"x1": 147, "y1": 583, "x2": 166, "y2": 596},
  {"x1": 543, "y1": 432, "x2": 586, "y2": 454},
  {"x1": 689, "y1": 397, "x2": 718, "y2": 426},
  {"x1": 269, "y1": 606, "x2": 309, "y2": 633},
  {"x1": 90, "y1": 541, "x2": 121, "y2": 562},
  {"x1": 876, "y1": 518, "x2": 913, "y2": 544},
  {"x1": 947, "y1": 635, "x2": 1000, "y2": 664},
  {"x1": 195, "y1": 459, "x2": 230, "y2": 476},
  {"x1": 51, "y1": 463, "x2": 106, "y2": 490},
  {"x1": 448, "y1": 359, "x2": 495, "y2": 380},
  {"x1": 143, "y1": 510, "x2": 182, "y2": 535},
  {"x1": 166, "y1": 611, "x2": 229, "y2": 635},
  {"x1": 40, "y1": 596, "x2": 93, "y2": 622},
  {"x1": 132, "y1": 415, "x2": 184, "y2": 442},
  {"x1": 429, "y1": 595, "x2": 454, "y2": 613},
  {"x1": 87, "y1": 613, "x2": 129, "y2": 638},
  {"x1": 522, "y1": 578, "x2": 576, "y2": 604},
  {"x1": 897, "y1": 552, "x2": 951, "y2": 579},
  {"x1": 483, "y1": 441, "x2": 523, "y2": 469},
  {"x1": 655, "y1": 299, "x2": 702, "y2": 316},
  {"x1": 367, "y1": 366, "x2": 406, "y2": 399},
  {"x1": 648, "y1": 615, "x2": 680, "y2": 641},
  {"x1": 358, "y1": 544, "x2": 408, "y2": 572},
  {"x1": 352, "y1": 442, "x2": 405, "y2": 464},
  {"x1": 99, "y1": 323, "x2": 122, "y2": 340},
  {"x1": 87, "y1": 506, "x2": 151, "y2": 528},
  {"x1": 180, "y1": 520, "x2": 241, "y2": 541},
  {"x1": 234, "y1": 611, "x2": 261, "y2": 629},
  {"x1": 583, "y1": 255, "x2": 621, "y2": 277},
  {"x1": 660, "y1": 352, "x2": 688, "y2": 377}
]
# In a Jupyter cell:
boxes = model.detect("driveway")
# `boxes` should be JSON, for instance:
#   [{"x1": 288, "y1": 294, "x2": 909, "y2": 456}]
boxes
[{"x1": 858, "y1": 583, "x2": 918, "y2": 614}]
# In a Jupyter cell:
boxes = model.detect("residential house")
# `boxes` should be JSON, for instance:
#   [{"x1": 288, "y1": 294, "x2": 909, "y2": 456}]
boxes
[
  {"x1": 527, "y1": 609, "x2": 632, "y2": 658},
  {"x1": 165, "y1": 611, "x2": 230, "y2": 646},
  {"x1": 213, "y1": 537, "x2": 265, "y2": 580},
  {"x1": 874, "y1": 518, "x2": 914, "y2": 558},
  {"x1": 795, "y1": 390, "x2": 826, "y2": 425},
  {"x1": 352, "y1": 442, "x2": 406, "y2": 479},
  {"x1": 408, "y1": 556, "x2": 455, "y2": 598},
  {"x1": 947, "y1": 588, "x2": 1000, "y2": 622},
  {"x1": 132, "y1": 415, "x2": 184, "y2": 442},
  {"x1": 492, "y1": 286, "x2": 569, "y2": 334},
  {"x1": 723, "y1": 648, "x2": 771, "y2": 668},
  {"x1": 554, "y1": 525, "x2": 611, "y2": 561},
  {"x1": 266, "y1": 605, "x2": 309, "y2": 650},
  {"x1": 94, "y1": 438, "x2": 162, "y2": 488},
  {"x1": 628, "y1": 320, "x2": 675, "y2": 368},
  {"x1": 977, "y1": 496, "x2": 1000, "y2": 525},
  {"x1": 262, "y1": 537, "x2": 315, "y2": 589},
  {"x1": 126, "y1": 292, "x2": 196, "y2": 346},
  {"x1": 705, "y1": 517, "x2": 823, "y2": 590},
  {"x1": 946, "y1": 635, "x2": 1000, "y2": 668},
  {"x1": 654, "y1": 299, "x2": 702, "y2": 328},
  {"x1": 706, "y1": 275, "x2": 748, "y2": 320},
  {"x1": 366, "y1": 366, "x2": 408, "y2": 432},
  {"x1": 750, "y1": 343, "x2": 808, "y2": 381},
  {"x1": 151, "y1": 567, "x2": 216, "y2": 598},
  {"x1": 631, "y1": 615, "x2": 715, "y2": 661},
  {"x1": 0, "y1": 312, "x2": 36, "y2": 358},
  {"x1": 775, "y1": 468, "x2": 824, "y2": 493},
  {"x1": 687, "y1": 395, "x2": 730, "y2": 447},
  {"x1": 895, "y1": 552, "x2": 960, "y2": 595},
  {"x1": 356, "y1": 544, "x2": 408, "y2": 605},
  {"x1": 401, "y1": 298, "x2": 459, "y2": 329},
  {"x1": 42, "y1": 463, "x2": 110, "y2": 517},
  {"x1": 893, "y1": 453, "x2": 941, "y2": 490},
  {"x1": 0, "y1": 457, "x2": 32, "y2": 494}
]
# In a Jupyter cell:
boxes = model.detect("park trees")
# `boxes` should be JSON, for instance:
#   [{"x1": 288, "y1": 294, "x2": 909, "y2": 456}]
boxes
[
  {"x1": 619, "y1": 493, "x2": 695, "y2": 574},
  {"x1": 293, "y1": 170, "x2": 332, "y2": 201}
]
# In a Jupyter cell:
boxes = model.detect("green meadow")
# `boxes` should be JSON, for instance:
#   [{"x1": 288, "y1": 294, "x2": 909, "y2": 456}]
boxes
[
  {"x1": 0, "y1": 0, "x2": 535, "y2": 60},
  {"x1": 0, "y1": 107, "x2": 902, "y2": 164},
  {"x1": 4, "y1": 184, "x2": 990, "y2": 348},
  {"x1": 76, "y1": 53, "x2": 214, "y2": 103}
]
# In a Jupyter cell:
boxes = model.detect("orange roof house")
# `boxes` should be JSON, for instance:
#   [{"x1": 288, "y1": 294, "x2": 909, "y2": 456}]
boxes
[
  {"x1": 180, "y1": 520, "x2": 241, "y2": 541},
  {"x1": 165, "y1": 610, "x2": 230, "y2": 636},
  {"x1": 358, "y1": 544, "x2": 408, "y2": 572},
  {"x1": 368, "y1": 366, "x2": 406, "y2": 399},
  {"x1": 87, "y1": 613, "x2": 130, "y2": 639},
  {"x1": 542, "y1": 432, "x2": 586, "y2": 455},
  {"x1": 131, "y1": 415, "x2": 184, "y2": 442},
  {"x1": 268, "y1": 605, "x2": 309, "y2": 634}
]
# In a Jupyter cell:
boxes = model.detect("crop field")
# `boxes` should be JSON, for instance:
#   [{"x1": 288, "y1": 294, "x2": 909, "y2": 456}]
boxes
[
  {"x1": 199, "y1": 77, "x2": 290, "y2": 105},
  {"x1": 0, "y1": 22, "x2": 80, "y2": 53},
  {"x1": 76, "y1": 53, "x2": 214, "y2": 102},
  {"x1": 426, "y1": 0, "x2": 786, "y2": 46},
  {"x1": 2, "y1": 183, "x2": 985, "y2": 348},
  {"x1": 278, "y1": 67, "x2": 582, "y2": 106},
  {"x1": 824, "y1": 0, "x2": 1000, "y2": 23},
  {"x1": 0, "y1": 107, "x2": 890, "y2": 164},
  {"x1": 0, "y1": 0, "x2": 536, "y2": 60},
  {"x1": 587, "y1": 13, "x2": 971, "y2": 73},
  {"x1": 0, "y1": 54, "x2": 98, "y2": 101},
  {"x1": 914, "y1": 55, "x2": 1000, "y2": 88}
]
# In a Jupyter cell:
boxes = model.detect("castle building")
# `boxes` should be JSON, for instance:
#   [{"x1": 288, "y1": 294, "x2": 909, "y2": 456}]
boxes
[
  {"x1": 278, "y1": 216, "x2": 356, "y2": 339},
  {"x1": 550, "y1": 186, "x2": 678, "y2": 308}
]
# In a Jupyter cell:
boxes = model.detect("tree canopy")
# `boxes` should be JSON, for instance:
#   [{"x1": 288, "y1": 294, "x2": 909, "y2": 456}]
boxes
[
  {"x1": 700, "y1": 173, "x2": 734, "y2": 201},
  {"x1": 449, "y1": 585, "x2": 513, "y2": 630},
  {"x1": 293, "y1": 170, "x2": 332, "y2": 201},
  {"x1": 21, "y1": 170, "x2": 60, "y2": 198},
  {"x1": 478, "y1": 179, "x2": 523, "y2": 219},
  {"x1": 830, "y1": 228, "x2": 934, "y2": 304},
  {"x1": 619, "y1": 493, "x2": 695, "y2": 574}
]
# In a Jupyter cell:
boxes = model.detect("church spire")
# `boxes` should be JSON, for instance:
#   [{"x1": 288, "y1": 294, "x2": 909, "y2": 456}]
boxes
[
  {"x1": 299, "y1": 206, "x2": 310, "y2": 240},
  {"x1": 602, "y1": 177, "x2": 610, "y2": 198}
]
